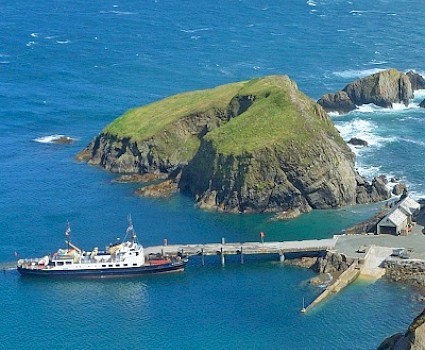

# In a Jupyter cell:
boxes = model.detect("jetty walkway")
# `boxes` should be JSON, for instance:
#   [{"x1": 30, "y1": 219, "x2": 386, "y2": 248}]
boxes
[{"x1": 144, "y1": 237, "x2": 337, "y2": 265}]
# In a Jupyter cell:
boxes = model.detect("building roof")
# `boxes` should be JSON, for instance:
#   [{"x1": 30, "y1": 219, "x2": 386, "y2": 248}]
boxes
[
  {"x1": 398, "y1": 196, "x2": 420, "y2": 215},
  {"x1": 381, "y1": 208, "x2": 408, "y2": 227}
]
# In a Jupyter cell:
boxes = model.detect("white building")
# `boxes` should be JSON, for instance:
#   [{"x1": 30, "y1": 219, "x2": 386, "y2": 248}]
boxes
[{"x1": 377, "y1": 197, "x2": 421, "y2": 235}]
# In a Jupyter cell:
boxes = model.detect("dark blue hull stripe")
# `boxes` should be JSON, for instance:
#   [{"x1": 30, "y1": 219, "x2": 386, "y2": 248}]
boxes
[{"x1": 17, "y1": 263, "x2": 185, "y2": 277}]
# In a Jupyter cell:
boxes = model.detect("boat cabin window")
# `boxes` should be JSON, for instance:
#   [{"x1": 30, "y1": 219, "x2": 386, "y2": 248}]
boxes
[
  {"x1": 115, "y1": 264, "x2": 120, "y2": 267},
  {"x1": 133, "y1": 263, "x2": 137, "y2": 266},
  {"x1": 102, "y1": 265, "x2": 106, "y2": 268},
  {"x1": 108, "y1": 264, "x2": 113, "y2": 267},
  {"x1": 124, "y1": 264, "x2": 128, "y2": 267},
  {"x1": 65, "y1": 261, "x2": 72, "y2": 265},
  {"x1": 136, "y1": 252, "x2": 139, "y2": 256},
  {"x1": 57, "y1": 262, "x2": 64, "y2": 266}
]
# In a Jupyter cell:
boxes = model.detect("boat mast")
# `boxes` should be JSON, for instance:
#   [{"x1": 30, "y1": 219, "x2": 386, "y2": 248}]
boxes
[
  {"x1": 126, "y1": 214, "x2": 137, "y2": 244},
  {"x1": 65, "y1": 220, "x2": 71, "y2": 252}
]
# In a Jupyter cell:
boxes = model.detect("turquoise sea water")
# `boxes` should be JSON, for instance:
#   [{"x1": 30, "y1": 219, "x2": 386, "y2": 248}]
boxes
[{"x1": 1, "y1": 1, "x2": 425, "y2": 349}]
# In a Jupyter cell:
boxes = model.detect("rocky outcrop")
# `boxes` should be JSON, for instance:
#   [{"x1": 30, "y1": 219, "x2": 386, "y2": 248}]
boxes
[
  {"x1": 378, "y1": 307, "x2": 425, "y2": 350},
  {"x1": 135, "y1": 180, "x2": 178, "y2": 198},
  {"x1": 384, "y1": 260, "x2": 425, "y2": 288},
  {"x1": 78, "y1": 75, "x2": 391, "y2": 217},
  {"x1": 52, "y1": 136, "x2": 73, "y2": 144},
  {"x1": 318, "y1": 69, "x2": 425, "y2": 114},
  {"x1": 393, "y1": 183, "x2": 407, "y2": 196},
  {"x1": 356, "y1": 175, "x2": 391, "y2": 204},
  {"x1": 420, "y1": 99, "x2": 425, "y2": 109},
  {"x1": 407, "y1": 71, "x2": 425, "y2": 91},
  {"x1": 348, "y1": 137, "x2": 369, "y2": 147},
  {"x1": 112, "y1": 173, "x2": 166, "y2": 183},
  {"x1": 283, "y1": 251, "x2": 355, "y2": 274},
  {"x1": 314, "y1": 251, "x2": 355, "y2": 273}
]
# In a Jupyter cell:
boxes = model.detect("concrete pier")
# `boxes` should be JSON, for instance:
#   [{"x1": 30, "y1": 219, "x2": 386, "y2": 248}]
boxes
[
  {"x1": 304, "y1": 260, "x2": 360, "y2": 313},
  {"x1": 144, "y1": 237, "x2": 338, "y2": 260}
]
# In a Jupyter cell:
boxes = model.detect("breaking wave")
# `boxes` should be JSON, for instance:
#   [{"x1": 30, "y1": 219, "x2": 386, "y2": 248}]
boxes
[
  {"x1": 33, "y1": 134, "x2": 76, "y2": 144},
  {"x1": 180, "y1": 27, "x2": 212, "y2": 33},
  {"x1": 332, "y1": 68, "x2": 386, "y2": 79},
  {"x1": 334, "y1": 118, "x2": 396, "y2": 155}
]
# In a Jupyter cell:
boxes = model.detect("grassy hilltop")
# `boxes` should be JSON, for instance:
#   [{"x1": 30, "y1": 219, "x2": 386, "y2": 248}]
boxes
[
  {"x1": 78, "y1": 75, "x2": 388, "y2": 217},
  {"x1": 103, "y1": 75, "x2": 343, "y2": 158}
]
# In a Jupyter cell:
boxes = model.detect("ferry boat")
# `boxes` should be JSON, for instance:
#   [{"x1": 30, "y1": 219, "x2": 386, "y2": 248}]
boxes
[{"x1": 17, "y1": 219, "x2": 187, "y2": 278}]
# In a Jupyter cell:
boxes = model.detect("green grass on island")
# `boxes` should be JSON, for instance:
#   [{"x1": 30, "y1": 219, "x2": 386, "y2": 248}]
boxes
[
  {"x1": 205, "y1": 76, "x2": 342, "y2": 155},
  {"x1": 104, "y1": 81, "x2": 245, "y2": 140},
  {"x1": 104, "y1": 75, "x2": 344, "y2": 157}
]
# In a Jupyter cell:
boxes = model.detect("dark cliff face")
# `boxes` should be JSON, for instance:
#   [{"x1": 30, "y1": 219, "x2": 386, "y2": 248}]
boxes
[
  {"x1": 318, "y1": 69, "x2": 425, "y2": 115},
  {"x1": 378, "y1": 308, "x2": 425, "y2": 350},
  {"x1": 77, "y1": 75, "x2": 390, "y2": 217}
]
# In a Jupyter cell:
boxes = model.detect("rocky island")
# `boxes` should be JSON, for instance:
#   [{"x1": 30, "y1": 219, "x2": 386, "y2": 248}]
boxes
[
  {"x1": 318, "y1": 69, "x2": 425, "y2": 114},
  {"x1": 77, "y1": 75, "x2": 392, "y2": 218}
]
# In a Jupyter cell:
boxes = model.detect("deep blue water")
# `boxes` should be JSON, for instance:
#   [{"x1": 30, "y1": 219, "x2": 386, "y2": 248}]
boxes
[{"x1": 1, "y1": 1, "x2": 425, "y2": 349}]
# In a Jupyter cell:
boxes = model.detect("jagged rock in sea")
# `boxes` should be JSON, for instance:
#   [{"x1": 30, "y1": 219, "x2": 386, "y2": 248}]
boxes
[
  {"x1": 393, "y1": 183, "x2": 407, "y2": 196},
  {"x1": 356, "y1": 175, "x2": 391, "y2": 204},
  {"x1": 318, "y1": 69, "x2": 425, "y2": 114},
  {"x1": 420, "y1": 99, "x2": 425, "y2": 109},
  {"x1": 77, "y1": 75, "x2": 391, "y2": 217},
  {"x1": 377, "y1": 308, "x2": 425, "y2": 350},
  {"x1": 407, "y1": 71, "x2": 425, "y2": 90},
  {"x1": 52, "y1": 136, "x2": 73, "y2": 144},
  {"x1": 348, "y1": 137, "x2": 369, "y2": 147}
]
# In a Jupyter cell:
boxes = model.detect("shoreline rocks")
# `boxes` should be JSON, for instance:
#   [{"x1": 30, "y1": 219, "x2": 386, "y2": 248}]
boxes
[
  {"x1": 384, "y1": 260, "x2": 425, "y2": 288},
  {"x1": 112, "y1": 173, "x2": 167, "y2": 183},
  {"x1": 135, "y1": 179, "x2": 178, "y2": 198}
]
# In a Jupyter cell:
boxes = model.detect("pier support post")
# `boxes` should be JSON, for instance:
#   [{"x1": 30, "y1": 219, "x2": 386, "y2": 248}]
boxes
[
  {"x1": 221, "y1": 247, "x2": 225, "y2": 266},
  {"x1": 240, "y1": 246, "x2": 244, "y2": 264},
  {"x1": 201, "y1": 248, "x2": 205, "y2": 266},
  {"x1": 279, "y1": 252, "x2": 285, "y2": 262}
]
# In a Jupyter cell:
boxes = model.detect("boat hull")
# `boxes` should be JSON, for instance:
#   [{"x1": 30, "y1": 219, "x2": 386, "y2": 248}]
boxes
[{"x1": 17, "y1": 261, "x2": 186, "y2": 278}]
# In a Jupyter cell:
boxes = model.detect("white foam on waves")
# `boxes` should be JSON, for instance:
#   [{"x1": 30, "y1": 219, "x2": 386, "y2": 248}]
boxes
[
  {"x1": 100, "y1": 10, "x2": 137, "y2": 15},
  {"x1": 414, "y1": 89, "x2": 425, "y2": 100},
  {"x1": 180, "y1": 28, "x2": 212, "y2": 33},
  {"x1": 33, "y1": 135, "x2": 76, "y2": 144},
  {"x1": 56, "y1": 39, "x2": 71, "y2": 44},
  {"x1": 354, "y1": 103, "x2": 419, "y2": 114},
  {"x1": 332, "y1": 68, "x2": 385, "y2": 79},
  {"x1": 335, "y1": 118, "x2": 396, "y2": 156}
]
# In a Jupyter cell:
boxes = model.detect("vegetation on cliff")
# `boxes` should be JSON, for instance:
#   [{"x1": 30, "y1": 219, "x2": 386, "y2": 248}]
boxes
[{"x1": 77, "y1": 75, "x2": 390, "y2": 217}]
